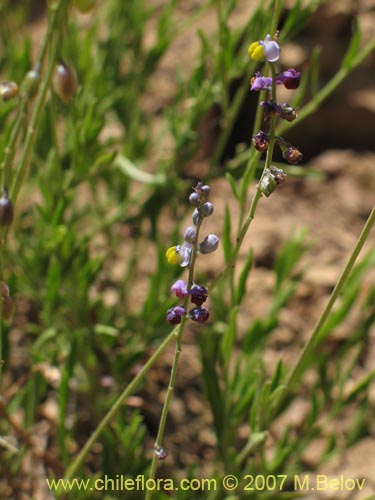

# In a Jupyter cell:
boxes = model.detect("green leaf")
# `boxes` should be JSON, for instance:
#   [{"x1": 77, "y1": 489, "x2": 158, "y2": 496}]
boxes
[
  {"x1": 222, "y1": 204, "x2": 232, "y2": 263},
  {"x1": 342, "y1": 18, "x2": 361, "y2": 69},
  {"x1": 235, "y1": 249, "x2": 253, "y2": 305},
  {"x1": 274, "y1": 229, "x2": 307, "y2": 291},
  {"x1": 221, "y1": 306, "x2": 238, "y2": 364},
  {"x1": 225, "y1": 172, "x2": 239, "y2": 200},
  {"x1": 115, "y1": 154, "x2": 166, "y2": 185},
  {"x1": 270, "y1": 359, "x2": 283, "y2": 392}
]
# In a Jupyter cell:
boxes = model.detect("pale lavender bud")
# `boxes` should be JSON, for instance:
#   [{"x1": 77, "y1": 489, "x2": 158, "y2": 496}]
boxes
[
  {"x1": 201, "y1": 185, "x2": 210, "y2": 199},
  {"x1": 192, "y1": 208, "x2": 200, "y2": 225},
  {"x1": 184, "y1": 226, "x2": 197, "y2": 243},
  {"x1": 199, "y1": 234, "x2": 219, "y2": 254},
  {"x1": 202, "y1": 202, "x2": 214, "y2": 217},
  {"x1": 189, "y1": 192, "x2": 199, "y2": 206}
]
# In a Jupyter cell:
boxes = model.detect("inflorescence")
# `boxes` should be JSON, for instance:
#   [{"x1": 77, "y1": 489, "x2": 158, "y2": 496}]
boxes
[
  {"x1": 165, "y1": 182, "x2": 218, "y2": 325},
  {"x1": 248, "y1": 33, "x2": 304, "y2": 197}
]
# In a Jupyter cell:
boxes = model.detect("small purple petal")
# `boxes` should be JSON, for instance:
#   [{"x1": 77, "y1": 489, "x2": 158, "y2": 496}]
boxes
[
  {"x1": 171, "y1": 279, "x2": 189, "y2": 298},
  {"x1": 166, "y1": 306, "x2": 186, "y2": 325},
  {"x1": 275, "y1": 68, "x2": 301, "y2": 89},
  {"x1": 250, "y1": 75, "x2": 273, "y2": 91},
  {"x1": 189, "y1": 284, "x2": 208, "y2": 306},
  {"x1": 189, "y1": 307, "x2": 209, "y2": 324}
]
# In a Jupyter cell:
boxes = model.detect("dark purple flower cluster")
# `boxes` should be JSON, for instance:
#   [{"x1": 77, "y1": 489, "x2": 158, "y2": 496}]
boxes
[{"x1": 167, "y1": 280, "x2": 209, "y2": 325}]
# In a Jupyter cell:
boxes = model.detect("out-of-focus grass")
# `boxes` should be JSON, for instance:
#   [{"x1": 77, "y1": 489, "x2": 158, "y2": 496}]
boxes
[{"x1": 0, "y1": 1, "x2": 374, "y2": 499}]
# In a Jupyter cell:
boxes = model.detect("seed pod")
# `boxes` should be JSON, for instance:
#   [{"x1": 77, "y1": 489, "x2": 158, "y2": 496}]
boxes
[
  {"x1": 1, "y1": 294, "x2": 14, "y2": 321},
  {"x1": 0, "y1": 81, "x2": 19, "y2": 101},
  {"x1": 0, "y1": 191, "x2": 14, "y2": 227},
  {"x1": 73, "y1": 0, "x2": 96, "y2": 12},
  {"x1": 52, "y1": 63, "x2": 77, "y2": 103}
]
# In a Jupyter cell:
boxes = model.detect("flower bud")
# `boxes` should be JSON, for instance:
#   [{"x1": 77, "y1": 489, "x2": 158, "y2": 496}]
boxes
[
  {"x1": 0, "y1": 191, "x2": 14, "y2": 227},
  {"x1": 253, "y1": 131, "x2": 269, "y2": 152},
  {"x1": 22, "y1": 67, "x2": 41, "y2": 98},
  {"x1": 260, "y1": 100, "x2": 280, "y2": 122},
  {"x1": 278, "y1": 103, "x2": 297, "y2": 122},
  {"x1": 189, "y1": 284, "x2": 208, "y2": 306},
  {"x1": 202, "y1": 202, "x2": 214, "y2": 217},
  {"x1": 1, "y1": 295, "x2": 14, "y2": 320},
  {"x1": 184, "y1": 226, "x2": 197, "y2": 244},
  {"x1": 259, "y1": 168, "x2": 277, "y2": 197},
  {"x1": 73, "y1": 0, "x2": 96, "y2": 12},
  {"x1": 282, "y1": 146, "x2": 303, "y2": 164},
  {"x1": 0, "y1": 81, "x2": 19, "y2": 101},
  {"x1": 189, "y1": 192, "x2": 200, "y2": 206},
  {"x1": 166, "y1": 306, "x2": 186, "y2": 325},
  {"x1": 1, "y1": 282, "x2": 14, "y2": 321},
  {"x1": 201, "y1": 185, "x2": 210, "y2": 200},
  {"x1": 270, "y1": 166, "x2": 287, "y2": 185},
  {"x1": 171, "y1": 280, "x2": 188, "y2": 298},
  {"x1": 2, "y1": 282, "x2": 10, "y2": 297},
  {"x1": 155, "y1": 447, "x2": 168, "y2": 460},
  {"x1": 199, "y1": 234, "x2": 219, "y2": 254},
  {"x1": 189, "y1": 306, "x2": 209, "y2": 324},
  {"x1": 52, "y1": 62, "x2": 77, "y2": 103},
  {"x1": 192, "y1": 208, "x2": 200, "y2": 226}
]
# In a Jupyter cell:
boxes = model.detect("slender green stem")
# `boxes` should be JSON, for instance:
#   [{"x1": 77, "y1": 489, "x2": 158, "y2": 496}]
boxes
[
  {"x1": 63, "y1": 327, "x2": 178, "y2": 482},
  {"x1": 146, "y1": 211, "x2": 204, "y2": 500},
  {"x1": 1, "y1": 98, "x2": 28, "y2": 191},
  {"x1": 270, "y1": 0, "x2": 282, "y2": 37},
  {"x1": 1, "y1": 0, "x2": 69, "y2": 388},
  {"x1": 210, "y1": 65, "x2": 278, "y2": 292},
  {"x1": 275, "y1": 204, "x2": 375, "y2": 409}
]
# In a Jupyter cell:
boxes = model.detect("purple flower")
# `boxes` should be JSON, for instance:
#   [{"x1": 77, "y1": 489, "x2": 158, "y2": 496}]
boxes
[
  {"x1": 166, "y1": 306, "x2": 186, "y2": 325},
  {"x1": 250, "y1": 73, "x2": 273, "y2": 91},
  {"x1": 171, "y1": 279, "x2": 189, "y2": 298},
  {"x1": 253, "y1": 131, "x2": 269, "y2": 152},
  {"x1": 275, "y1": 68, "x2": 301, "y2": 89},
  {"x1": 189, "y1": 284, "x2": 208, "y2": 306},
  {"x1": 189, "y1": 307, "x2": 209, "y2": 324},
  {"x1": 260, "y1": 100, "x2": 281, "y2": 121}
]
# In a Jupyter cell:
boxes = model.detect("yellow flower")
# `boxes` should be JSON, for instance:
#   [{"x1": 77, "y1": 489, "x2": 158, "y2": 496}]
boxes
[
  {"x1": 248, "y1": 41, "x2": 264, "y2": 61},
  {"x1": 166, "y1": 246, "x2": 180, "y2": 265}
]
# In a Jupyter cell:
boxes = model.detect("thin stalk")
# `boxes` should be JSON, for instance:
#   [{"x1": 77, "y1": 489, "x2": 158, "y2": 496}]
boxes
[
  {"x1": 9, "y1": 36, "x2": 59, "y2": 208},
  {"x1": 146, "y1": 213, "x2": 204, "y2": 500},
  {"x1": 1, "y1": 98, "x2": 28, "y2": 190},
  {"x1": 275, "y1": 204, "x2": 375, "y2": 409},
  {"x1": 1, "y1": 0, "x2": 69, "y2": 387},
  {"x1": 63, "y1": 327, "x2": 178, "y2": 481},
  {"x1": 210, "y1": 65, "x2": 278, "y2": 292}
]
